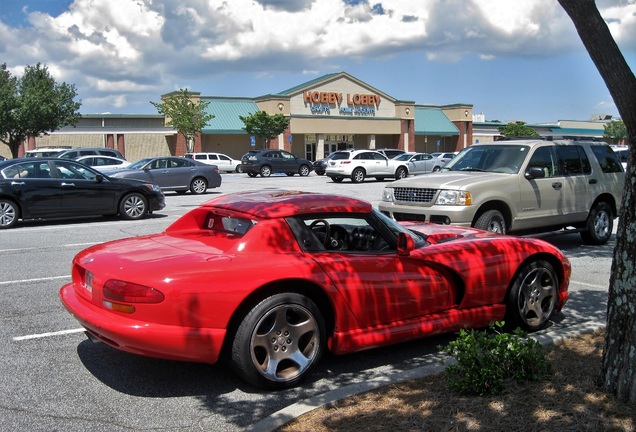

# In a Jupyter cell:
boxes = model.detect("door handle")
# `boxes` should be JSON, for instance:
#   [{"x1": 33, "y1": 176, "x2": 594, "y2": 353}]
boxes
[
  {"x1": 589, "y1": 178, "x2": 598, "y2": 184},
  {"x1": 11, "y1": 181, "x2": 26, "y2": 185},
  {"x1": 61, "y1": 182, "x2": 75, "y2": 187},
  {"x1": 551, "y1": 182, "x2": 562, "y2": 190}
]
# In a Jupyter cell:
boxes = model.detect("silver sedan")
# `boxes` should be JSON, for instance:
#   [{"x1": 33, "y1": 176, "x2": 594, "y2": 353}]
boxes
[{"x1": 109, "y1": 156, "x2": 222, "y2": 194}]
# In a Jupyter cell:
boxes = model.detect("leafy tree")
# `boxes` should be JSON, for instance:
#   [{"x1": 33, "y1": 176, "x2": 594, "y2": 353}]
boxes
[
  {"x1": 150, "y1": 89, "x2": 214, "y2": 153},
  {"x1": 0, "y1": 63, "x2": 81, "y2": 158},
  {"x1": 604, "y1": 119, "x2": 627, "y2": 144},
  {"x1": 559, "y1": 0, "x2": 636, "y2": 403},
  {"x1": 497, "y1": 121, "x2": 540, "y2": 138},
  {"x1": 239, "y1": 110, "x2": 290, "y2": 149}
]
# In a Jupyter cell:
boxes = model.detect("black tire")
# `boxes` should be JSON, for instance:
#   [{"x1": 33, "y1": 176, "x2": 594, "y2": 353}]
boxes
[
  {"x1": 230, "y1": 293, "x2": 326, "y2": 389},
  {"x1": 0, "y1": 199, "x2": 19, "y2": 229},
  {"x1": 395, "y1": 167, "x2": 408, "y2": 180},
  {"x1": 505, "y1": 260, "x2": 558, "y2": 332},
  {"x1": 331, "y1": 176, "x2": 343, "y2": 183},
  {"x1": 119, "y1": 193, "x2": 148, "y2": 220},
  {"x1": 315, "y1": 171, "x2": 325, "y2": 176},
  {"x1": 432, "y1": 166, "x2": 441, "y2": 172},
  {"x1": 351, "y1": 168, "x2": 365, "y2": 183},
  {"x1": 190, "y1": 177, "x2": 208, "y2": 194},
  {"x1": 247, "y1": 172, "x2": 257, "y2": 178},
  {"x1": 260, "y1": 165, "x2": 272, "y2": 177},
  {"x1": 299, "y1": 164, "x2": 310, "y2": 176},
  {"x1": 474, "y1": 209, "x2": 506, "y2": 234},
  {"x1": 235, "y1": 164, "x2": 243, "y2": 173},
  {"x1": 580, "y1": 201, "x2": 613, "y2": 245},
  {"x1": 286, "y1": 173, "x2": 295, "y2": 176}
]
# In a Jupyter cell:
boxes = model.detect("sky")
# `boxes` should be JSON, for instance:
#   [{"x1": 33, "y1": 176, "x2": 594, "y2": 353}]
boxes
[{"x1": 1, "y1": 0, "x2": 635, "y2": 124}]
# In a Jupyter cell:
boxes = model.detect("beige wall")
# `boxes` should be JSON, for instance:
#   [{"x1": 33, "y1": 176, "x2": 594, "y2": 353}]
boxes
[
  {"x1": 201, "y1": 134, "x2": 253, "y2": 159},
  {"x1": 123, "y1": 134, "x2": 173, "y2": 161}
]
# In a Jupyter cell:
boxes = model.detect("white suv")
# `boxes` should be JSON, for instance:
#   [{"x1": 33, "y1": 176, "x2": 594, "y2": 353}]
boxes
[
  {"x1": 379, "y1": 140, "x2": 625, "y2": 245},
  {"x1": 326, "y1": 150, "x2": 394, "y2": 183},
  {"x1": 184, "y1": 152, "x2": 242, "y2": 173}
]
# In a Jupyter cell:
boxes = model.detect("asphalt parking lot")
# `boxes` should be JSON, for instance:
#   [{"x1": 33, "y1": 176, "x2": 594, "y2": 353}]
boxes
[{"x1": 0, "y1": 172, "x2": 613, "y2": 431}]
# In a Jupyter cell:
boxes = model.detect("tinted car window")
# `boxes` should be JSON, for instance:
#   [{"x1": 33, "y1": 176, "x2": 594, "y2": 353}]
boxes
[
  {"x1": 556, "y1": 145, "x2": 590, "y2": 175},
  {"x1": 591, "y1": 145, "x2": 624, "y2": 173},
  {"x1": 53, "y1": 160, "x2": 100, "y2": 180},
  {"x1": 2, "y1": 161, "x2": 52, "y2": 179}
]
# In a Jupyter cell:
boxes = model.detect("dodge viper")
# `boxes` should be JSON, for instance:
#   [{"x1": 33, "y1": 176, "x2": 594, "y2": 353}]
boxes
[{"x1": 59, "y1": 190, "x2": 570, "y2": 389}]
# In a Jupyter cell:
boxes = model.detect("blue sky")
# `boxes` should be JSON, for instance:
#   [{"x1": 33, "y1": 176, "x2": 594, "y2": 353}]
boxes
[{"x1": 1, "y1": 0, "x2": 635, "y2": 124}]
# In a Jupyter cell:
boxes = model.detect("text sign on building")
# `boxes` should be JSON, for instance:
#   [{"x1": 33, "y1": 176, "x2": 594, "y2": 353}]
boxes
[{"x1": 303, "y1": 91, "x2": 380, "y2": 117}]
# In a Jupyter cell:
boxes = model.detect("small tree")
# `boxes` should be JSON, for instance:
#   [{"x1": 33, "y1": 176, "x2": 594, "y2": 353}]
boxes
[
  {"x1": 150, "y1": 89, "x2": 214, "y2": 154},
  {"x1": 240, "y1": 110, "x2": 290, "y2": 149},
  {"x1": 498, "y1": 121, "x2": 540, "y2": 138},
  {"x1": 604, "y1": 119, "x2": 627, "y2": 144},
  {"x1": 0, "y1": 63, "x2": 81, "y2": 158}
]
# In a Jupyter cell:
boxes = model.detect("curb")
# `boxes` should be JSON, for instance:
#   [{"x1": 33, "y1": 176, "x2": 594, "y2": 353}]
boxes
[{"x1": 248, "y1": 319, "x2": 606, "y2": 432}]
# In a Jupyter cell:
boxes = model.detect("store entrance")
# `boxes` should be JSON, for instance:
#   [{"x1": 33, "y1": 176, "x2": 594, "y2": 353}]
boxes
[{"x1": 305, "y1": 134, "x2": 354, "y2": 161}]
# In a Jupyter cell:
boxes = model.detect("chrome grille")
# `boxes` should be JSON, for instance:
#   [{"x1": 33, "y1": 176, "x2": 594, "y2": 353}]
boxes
[{"x1": 393, "y1": 187, "x2": 437, "y2": 204}]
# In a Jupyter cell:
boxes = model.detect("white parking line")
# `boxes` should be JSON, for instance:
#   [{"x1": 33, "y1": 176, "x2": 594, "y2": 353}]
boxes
[
  {"x1": 0, "y1": 275, "x2": 70, "y2": 286},
  {"x1": 13, "y1": 328, "x2": 85, "y2": 341},
  {"x1": 0, "y1": 242, "x2": 97, "y2": 253}
]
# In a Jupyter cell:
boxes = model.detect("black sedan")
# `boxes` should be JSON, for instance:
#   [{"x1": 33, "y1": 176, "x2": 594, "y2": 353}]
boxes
[
  {"x1": 109, "y1": 156, "x2": 222, "y2": 194},
  {"x1": 0, "y1": 158, "x2": 165, "y2": 229}
]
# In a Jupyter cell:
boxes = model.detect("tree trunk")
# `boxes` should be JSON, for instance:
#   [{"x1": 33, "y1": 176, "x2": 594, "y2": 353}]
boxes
[{"x1": 558, "y1": 0, "x2": 636, "y2": 403}]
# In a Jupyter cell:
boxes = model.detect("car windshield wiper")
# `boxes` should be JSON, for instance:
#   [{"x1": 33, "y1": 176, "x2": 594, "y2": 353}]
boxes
[{"x1": 459, "y1": 167, "x2": 488, "y2": 172}]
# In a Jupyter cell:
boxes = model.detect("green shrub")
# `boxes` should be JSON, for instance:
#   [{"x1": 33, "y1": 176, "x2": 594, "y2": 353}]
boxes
[{"x1": 439, "y1": 321, "x2": 552, "y2": 396}]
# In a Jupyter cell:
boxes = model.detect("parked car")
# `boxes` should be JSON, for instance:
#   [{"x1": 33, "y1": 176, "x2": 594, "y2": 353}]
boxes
[
  {"x1": 184, "y1": 152, "x2": 242, "y2": 173},
  {"x1": 59, "y1": 189, "x2": 570, "y2": 389},
  {"x1": 379, "y1": 140, "x2": 624, "y2": 245},
  {"x1": 75, "y1": 155, "x2": 131, "y2": 173},
  {"x1": 240, "y1": 149, "x2": 312, "y2": 177},
  {"x1": 24, "y1": 147, "x2": 70, "y2": 158},
  {"x1": 55, "y1": 147, "x2": 125, "y2": 159},
  {"x1": 610, "y1": 145, "x2": 628, "y2": 170},
  {"x1": 325, "y1": 149, "x2": 394, "y2": 183},
  {"x1": 431, "y1": 152, "x2": 458, "y2": 169},
  {"x1": 0, "y1": 158, "x2": 165, "y2": 229},
  {"x1": 109, "y1": 156, "x2": 221, "y2": 194},
  {"x1": 376, "y1": 148, "x2": 406, "y2": 159},
  {"x1": 312, "y1": 151, "x2": 349, "y2": 175},
  {"x1": 389, "y1": 152, "x2": 440, "y2": 179}
]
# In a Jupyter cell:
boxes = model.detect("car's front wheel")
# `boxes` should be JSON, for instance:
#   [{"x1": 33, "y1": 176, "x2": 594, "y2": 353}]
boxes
[
  {"x1": 331, "y1": 176, "x2": 343, "y2": 183},
  {"x1": 230, "y1": 293, "x2": 326, "y2": 389},
  {"x1": 580, "y1": 201, "x2": 613, "y2": 245},
  {"x1": 247, "y1": 172, "x2": 257, "y2": 178},
  {"x1": 190, "y1": 177, "x2": 208, "y2": 194},
  {"x1": 299, "y1": 164, "x2": 310, "y2": 176},
  {"x1": 505, "y1": 260, "x2": 558, "y2": 332},
  {"x1": 119, "y1": 193, "x2": 148, "y2": 220},
  {"x1": 395, "y1": 167, "x2": 408, "y2": 179},
  {"x1": 0, "y1": 199, "x2": 19, "y2": 229},
  {"x1": 474, "y1": 209, "x2": 506, "y2": 234}
]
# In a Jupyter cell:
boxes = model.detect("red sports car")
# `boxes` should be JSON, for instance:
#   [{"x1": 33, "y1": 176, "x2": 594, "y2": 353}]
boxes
[{"x1": 60, "y1": 190, "x2": 570, "y2": 389}]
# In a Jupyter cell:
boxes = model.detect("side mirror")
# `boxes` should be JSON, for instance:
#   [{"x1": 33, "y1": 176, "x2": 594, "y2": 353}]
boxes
[
  {"x1": 397, "y1": 232, "x2": 415, "y2": 256},
  {"x1": 525, "y1": 167, "x2": 546, "y2": 180},
  {"x1": 95, "y1": 174, "x2": 104, "y2": 183}
]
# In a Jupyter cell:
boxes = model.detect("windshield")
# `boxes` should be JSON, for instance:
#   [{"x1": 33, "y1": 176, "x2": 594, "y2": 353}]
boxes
[
  {"x1": 374, "y1": 209, "x2": 427, "y2": 247},
  {"x1": 443, "y1": 145, "x2": 529, "y2": 173},
  {"x1": 128, "y1": 158, "x2": 153, "y2": 169},
  {"x1": 393, "y1": 153, "x2": 413, "y2": 162}
]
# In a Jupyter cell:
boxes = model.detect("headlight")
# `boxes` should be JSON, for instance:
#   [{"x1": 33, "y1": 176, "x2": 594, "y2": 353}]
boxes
[
  {"x1": 436, "y1": 190, "x2": 472, "y2": 205},
  {"x1": 382, "y1": 188, "x2": 394, "y2": 202}
]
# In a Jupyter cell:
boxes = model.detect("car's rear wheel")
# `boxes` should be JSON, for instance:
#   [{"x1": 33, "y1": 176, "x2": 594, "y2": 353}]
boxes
[
  {"x1": 230, "y1": 293, "x2": 325, "y2": 389},
  {"x1": 395, "y1": 167, "x2": 408, "y2": 179},
  {"x1": 432, "y1": 166, "x2": 441, "y2": 172},
  {"x1": 260, "y1": 166, "x2": 272, "y2": 177},
  {"x1": 580, "y1": 201, "x2": 613, "y2": 245},
  {"x1": 474, "y1": 209, "x2": 506, "y2": 234},
  {"x1": 299, "y1": 164, "x2": 310, "y2": 176},
  {"x1": 247, "y1": 172, "x2": 257, "y2": 178},
  {"x1": 119, "y1": 193, "x2": 148, "y2": 220},
  {"x1": 351, "y1": 168, "x2": 366, "y2": 183},
  {"x1": 0, "y1": 199, "x2": 19, "y2": 229},
  {"x1": 235, "y1": 165, "x2": 243, "y2": 173},
  {"x1": 505, "y1": 260, "x2": 558, "y2": 332},
  {"x1": 190, "y1": 177, "x2": 208, "y2": 194}
]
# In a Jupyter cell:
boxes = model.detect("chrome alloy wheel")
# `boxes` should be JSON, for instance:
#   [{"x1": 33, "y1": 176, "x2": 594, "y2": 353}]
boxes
[
  {"x1": 249, "y1": 304, "x2": 321, "y2": 383},
  {"x1": 593, "y1": 209, "x2": 610, "y2": 239},
  {"x1": 123, "y1": 194, "x2": 146, "y2": 219},
  {"x1": 0, "y1": 200, "x2": 18, "y2": 228},
  {"x1": 516, "y1": 266, "x2": 557, "y2": 329}
]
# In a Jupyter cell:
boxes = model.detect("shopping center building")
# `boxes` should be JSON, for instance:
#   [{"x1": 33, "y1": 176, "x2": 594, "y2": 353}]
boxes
[
  {"x1": 16, "y1": 72, "x2": 472, "y2": 161},
  {"x1": 12, "y1": 71, "x2": 611, "y2": 161}
]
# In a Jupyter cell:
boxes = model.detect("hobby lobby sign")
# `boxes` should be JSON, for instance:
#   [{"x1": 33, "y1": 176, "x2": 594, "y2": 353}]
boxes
[{"x1": 303, "y1": 91, "x2": 381, "y2": 107}]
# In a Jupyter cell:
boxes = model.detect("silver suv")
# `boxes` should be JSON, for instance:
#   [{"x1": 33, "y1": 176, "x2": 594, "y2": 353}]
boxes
[{"x1": 379, "y1": 140, "x2": 625, "y2": 245}]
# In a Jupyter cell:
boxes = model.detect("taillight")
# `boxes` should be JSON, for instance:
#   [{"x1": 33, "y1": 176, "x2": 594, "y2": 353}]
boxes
[{"x1": 103, "y1": 280, "x2": 165, "y2": 304}]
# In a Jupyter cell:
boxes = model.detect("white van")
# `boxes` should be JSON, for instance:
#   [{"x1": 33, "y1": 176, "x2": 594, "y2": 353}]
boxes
[{"x1": 184, "y1": 152, "x2": 242, "y2": 173}]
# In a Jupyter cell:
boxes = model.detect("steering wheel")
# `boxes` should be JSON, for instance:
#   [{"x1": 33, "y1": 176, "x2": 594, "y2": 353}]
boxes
[{"x1": 309, "y1": 219, "x2": 331, "y2": 247}]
